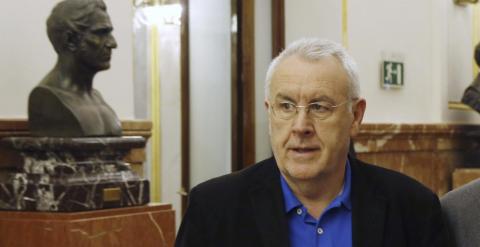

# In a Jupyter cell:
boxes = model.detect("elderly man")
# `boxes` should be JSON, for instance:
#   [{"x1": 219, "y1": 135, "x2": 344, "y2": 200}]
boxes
[
  {"x1": 175, "y1": 38, "x2": 448, "y2": 247},
  {"x1": 28, "y1": 0, "x2": 122, "y2": 137}
]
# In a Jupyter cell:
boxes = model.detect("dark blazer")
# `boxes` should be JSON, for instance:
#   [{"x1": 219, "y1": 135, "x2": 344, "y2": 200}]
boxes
[{"x1": 175, "y1": 157, "x2": 448, "y2": 247}]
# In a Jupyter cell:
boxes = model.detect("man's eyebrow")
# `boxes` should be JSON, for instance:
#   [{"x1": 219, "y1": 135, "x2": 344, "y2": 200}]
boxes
[
  {"x1": 275, "y1": 94, "x2": 295, "y2": 103},
  {"x1": 90, "y1": 24, "x2": 113, "y2": 32}
]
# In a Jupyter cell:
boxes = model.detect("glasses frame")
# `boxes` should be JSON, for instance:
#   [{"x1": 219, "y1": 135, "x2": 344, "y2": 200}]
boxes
[{"x1": 269, "y1": 98, "x2": 357, "y2": 120}]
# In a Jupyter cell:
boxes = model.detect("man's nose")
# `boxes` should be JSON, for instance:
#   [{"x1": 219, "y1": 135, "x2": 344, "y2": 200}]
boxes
[
  {"x1": 291, "y1": 109, "x2": 314, "y2": 137},
  {"x1": 106, "y1": 34, "x2": 118, "y2": 49}
]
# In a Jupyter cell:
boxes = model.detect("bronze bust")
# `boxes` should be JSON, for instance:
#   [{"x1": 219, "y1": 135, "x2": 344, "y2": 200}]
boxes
[
  {"x1": 28, "y1": 0, "x2": 122, "y2": 137},
  {"x1": 462, "y1": 42, "x2": 480, "y2": 113}
]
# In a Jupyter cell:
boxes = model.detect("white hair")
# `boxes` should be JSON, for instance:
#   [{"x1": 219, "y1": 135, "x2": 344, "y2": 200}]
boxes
[{"x1": 264, "y1": 38, "x2": 360, "y2": 100}]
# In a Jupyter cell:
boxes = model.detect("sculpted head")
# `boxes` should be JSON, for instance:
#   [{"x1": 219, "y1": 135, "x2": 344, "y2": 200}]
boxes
[
  {"x1": 264, "y1": 38, "x2": 366, "y2": 182},
  {"x1": 27, "y1": 0, "x2": 122, "y2": 137},
  {"x1": 47, "y1": 0, "x2": 117, "y2": 71}
]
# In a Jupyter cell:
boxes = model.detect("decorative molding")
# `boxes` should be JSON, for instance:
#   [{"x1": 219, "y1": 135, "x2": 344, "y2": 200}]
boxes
[
  {"x1": 455, "y1": 0, "x2": 479, "y2": 5},
  {"x1": 231, "y1": 0, "x2": 256, "y2": 171},
  {"x1": 180, "y1": 0, "x2": 190, "y2": 214},
  {"x1": 342, "y1": 0, "x2": 349, "y2": 48},
  {"x1": 448, "y1": 101, "x2": 474, "y2": 111},
  {"x1": 271, "y1": 0, "x2": 285, "y2": 57}
]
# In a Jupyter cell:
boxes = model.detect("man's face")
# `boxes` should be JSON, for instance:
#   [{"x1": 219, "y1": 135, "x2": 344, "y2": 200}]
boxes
[
  {"x1": 266, "y1": 55, "x2": 365, "y2": 183},
  {"x1": 75, "y1": 9, "x2": 117, "y2": 71}
]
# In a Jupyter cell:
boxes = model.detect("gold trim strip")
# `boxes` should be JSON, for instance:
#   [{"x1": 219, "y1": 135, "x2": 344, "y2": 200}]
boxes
[
  {"x1": 342, "y1": 0, "x2": 349, "y2": 49},
  {"x1": 448, "y1": 101, "x2": 473, "y2": 111},
  {"x1": 149, "y1": 25, "x2": 161, "y2": 202}
]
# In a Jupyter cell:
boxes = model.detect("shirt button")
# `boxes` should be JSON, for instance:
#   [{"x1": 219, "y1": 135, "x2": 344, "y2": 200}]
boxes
[
  {"x1": 296, "y1": 208, "x2": 303, "y2": 215},
  {"x1": 317, "y1": 227, "x2": 324, "y2": 235}
]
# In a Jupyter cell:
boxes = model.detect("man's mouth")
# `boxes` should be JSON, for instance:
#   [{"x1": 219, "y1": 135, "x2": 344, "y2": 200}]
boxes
[
  {"x1": 290, "y1": 147, "x2": 319, "y2": 153},
  {"x1": 101, "y1": 51, "x2": 112, "y2": 60}
]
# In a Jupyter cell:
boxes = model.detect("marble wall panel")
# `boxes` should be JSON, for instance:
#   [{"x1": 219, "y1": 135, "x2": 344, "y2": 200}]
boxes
[
  {"x1": 452, "y1": 168, "x2": 480, "y2": 189},
  {"x1": 355, "y1": 124, "x2": 480, "y2": 195}
]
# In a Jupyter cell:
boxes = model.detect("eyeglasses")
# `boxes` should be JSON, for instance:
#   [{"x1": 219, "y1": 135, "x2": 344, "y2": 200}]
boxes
[{"x1": 269, "y1": 99, "x2": 354, "y2": 120}]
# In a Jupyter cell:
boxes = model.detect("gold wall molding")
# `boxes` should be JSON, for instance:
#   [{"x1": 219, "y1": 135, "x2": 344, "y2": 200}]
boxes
[
  {"x1": 149, "y1": 25, "x2": 162, "y2": 203},
  {"x1": 342, "y1": 0, "x2": 349, "y2": 48},
  {"x1": 455, "y1": 0, "x2": 479, "y2": 5}
]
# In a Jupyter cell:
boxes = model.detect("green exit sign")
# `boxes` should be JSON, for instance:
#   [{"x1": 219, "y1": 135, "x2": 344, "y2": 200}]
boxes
[{"x1": 382, "y1": 61, "x2": 404, "y2": 88}]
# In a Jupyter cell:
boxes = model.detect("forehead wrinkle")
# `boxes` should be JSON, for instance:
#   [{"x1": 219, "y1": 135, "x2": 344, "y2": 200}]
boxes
[
  {"x1": 272, "y1": 79, "x2": 342, "y2": 100},
  {"x1": 272, "y1": 71, "x2": 347, "y2": 92}
]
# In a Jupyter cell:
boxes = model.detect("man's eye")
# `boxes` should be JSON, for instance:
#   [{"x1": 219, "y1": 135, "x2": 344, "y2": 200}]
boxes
[
  {"x1": 93, "y1": 28, "x2": 111, "y2": 35},
  {"x1": 309, "y1": 103, "x2": 330, "y2": 113},
  {"x1": 278, "y1": 102, "x2": 295, "y2": 111}
]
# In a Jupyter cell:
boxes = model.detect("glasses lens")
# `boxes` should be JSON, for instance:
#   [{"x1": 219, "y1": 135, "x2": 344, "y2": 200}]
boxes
[
  {"x1": 271, "y1": 100, "x2": 348, "y2": 120},
  {"x1": 273, "y1": 102, "x2": 296, "y2": 119},
  {"x1": 308, "y1": 102, "x2": 333, "y2": 119}
]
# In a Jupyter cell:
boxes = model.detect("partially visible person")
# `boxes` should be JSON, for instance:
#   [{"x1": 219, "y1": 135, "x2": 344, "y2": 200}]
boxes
[
  {"x1": 461, "y1": 42, "x2": 480, "y2": 113},
  {"x1": 28, "y1": 0, "x2": 122, "y2": 137},
  {"x1": 175, "y1": 38, "x2": 449, "y2": 247},
  {"x1": 441, "y1": 178, "x2": 480, "y2": 247}
]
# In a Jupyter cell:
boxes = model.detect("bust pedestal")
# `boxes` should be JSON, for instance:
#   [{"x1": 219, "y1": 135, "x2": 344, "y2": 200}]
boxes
[
  {"x1": 0, "y1": 136, "x2": 149, "y2": 211},
  {"x1": 0, "y1": 203, "x2": 175, "y2": 247}
]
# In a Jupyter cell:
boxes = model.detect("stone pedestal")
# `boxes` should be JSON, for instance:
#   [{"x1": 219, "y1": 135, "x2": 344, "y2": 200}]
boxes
[
  {"x1": 0, "y1": 136, "x2": 149, "y2": 212},
  {"x1": 0, "y1": 204, "x2": 175, "y2": 247}
]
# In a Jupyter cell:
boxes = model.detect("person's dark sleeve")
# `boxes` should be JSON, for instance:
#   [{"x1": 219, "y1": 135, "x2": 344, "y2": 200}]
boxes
[
  {"x1": 418, "y1": 194, "x2": 452, "y2": 247},
  {"x1": 175, "y1": 187, "x2": 209, "y2": 247}
]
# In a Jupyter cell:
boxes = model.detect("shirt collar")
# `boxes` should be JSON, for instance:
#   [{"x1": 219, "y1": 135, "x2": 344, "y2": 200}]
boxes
[{"x1": 280, "y1": 159, "x2": 352, "y2": 213}]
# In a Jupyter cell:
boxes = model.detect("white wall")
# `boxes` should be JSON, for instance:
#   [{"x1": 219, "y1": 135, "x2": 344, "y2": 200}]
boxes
[
  {"x1": 0, "y1": 0, "x2": 134, "y2": 119},
  {"x1": 284, "y1": 0, "x2": 480, "y2": 124},
  {"x1": 285, "y1": 0, "x2": 342, "y2": 44},
  {"x1": 189, "y1": 0, "x2": 232, "y2": 187}
]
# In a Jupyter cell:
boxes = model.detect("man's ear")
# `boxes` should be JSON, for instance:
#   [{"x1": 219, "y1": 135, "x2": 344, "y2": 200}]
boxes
[
  {"x1": 350, "y1": 98, "x2": 366, "y2": 138},
  {"x1": 65, "y1": 30, "x2": 80, "y2": 52},
  {"x1": 264, "y1": 100, "x2": 269, "y2": 111}
]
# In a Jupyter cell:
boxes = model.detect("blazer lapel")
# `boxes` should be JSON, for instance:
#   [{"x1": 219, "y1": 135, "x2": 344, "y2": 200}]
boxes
[
  {"x1": 351, "y1": 157, "x2": 387, "y2": 247},
  {"x1": 249, "y1": 159, "x2": 289, "y2": 247}
]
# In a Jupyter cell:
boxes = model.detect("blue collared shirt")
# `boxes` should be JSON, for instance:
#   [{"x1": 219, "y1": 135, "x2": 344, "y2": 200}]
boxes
[{"x1": 280, "y1": 160, "x2": 352, "y2": 247}]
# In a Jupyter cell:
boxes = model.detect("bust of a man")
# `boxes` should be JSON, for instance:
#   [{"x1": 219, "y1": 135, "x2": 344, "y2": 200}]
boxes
[
  {"x1": 462, "y1": 42, "x2": 480, "y2": 113},
  {"x1": 28, "y1": 0, "x2": 122, "y2": 137}
]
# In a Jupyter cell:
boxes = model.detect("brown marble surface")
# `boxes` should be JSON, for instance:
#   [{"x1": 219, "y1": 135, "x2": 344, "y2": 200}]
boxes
[
  {"x1": 354, "y1": 124, "x2": 480, "y2": 195},
  {"x1": 0, "y1": 203, "x2": 175, "y2": 247},
  {"x1": 452, "y1": 168, "x2": 480, "y2": 189}
]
